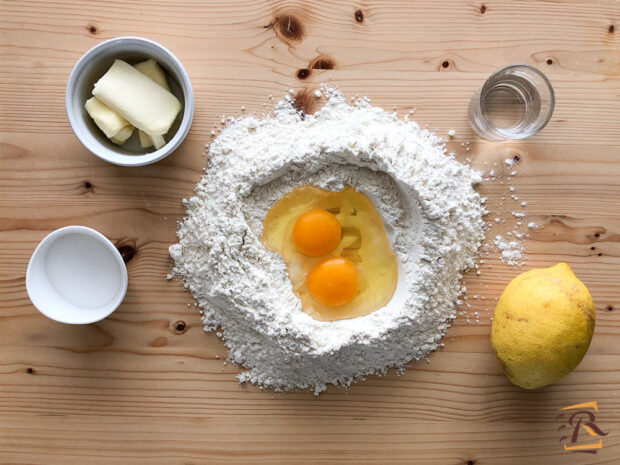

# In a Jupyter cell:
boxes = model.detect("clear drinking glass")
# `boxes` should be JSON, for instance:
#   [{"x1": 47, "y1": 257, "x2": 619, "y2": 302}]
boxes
[{"x1": 469, "y1": 64, "x2": 555, "y2": 141}]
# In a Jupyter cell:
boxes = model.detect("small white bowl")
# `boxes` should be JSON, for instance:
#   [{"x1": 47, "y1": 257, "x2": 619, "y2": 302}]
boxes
[
  {"x1": 66, "y1": 36, "x2": 194, "y2": 166},
  {"x1": 26, "y1": 226, "x2": 128, "y2": 324}
]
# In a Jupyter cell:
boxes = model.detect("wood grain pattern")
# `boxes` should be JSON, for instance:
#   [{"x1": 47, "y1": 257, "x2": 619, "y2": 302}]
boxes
[{"x1": 2, "y1": 0, "x2": 620, "y2": 463}]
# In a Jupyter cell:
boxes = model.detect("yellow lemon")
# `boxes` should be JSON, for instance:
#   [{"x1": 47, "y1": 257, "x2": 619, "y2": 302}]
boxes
[{"x1": 491, "y1": 263, "x2": 595, "y2": 389}]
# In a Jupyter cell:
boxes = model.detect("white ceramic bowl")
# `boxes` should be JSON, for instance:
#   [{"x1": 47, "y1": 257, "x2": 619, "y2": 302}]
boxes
[
  {"x1": 66, "y1": 37, "x2": 194, "y2": 166},
  {"x1": 26, "y1": 226, "x2": 128, "y2": 324}
]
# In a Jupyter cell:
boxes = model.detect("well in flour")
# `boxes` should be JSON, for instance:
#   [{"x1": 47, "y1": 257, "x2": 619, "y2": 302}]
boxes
[{"x1": 169, "y1": 87, "x2": 486, "y2": 393}]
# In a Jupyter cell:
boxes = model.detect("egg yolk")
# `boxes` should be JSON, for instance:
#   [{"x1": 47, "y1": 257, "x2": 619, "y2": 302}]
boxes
[
  {"x1": 307, "y1": 257, "x2": 359, "y2": 307},
  {"x1": 293, "y1": 209, "x2": 341, "y2": 256}
]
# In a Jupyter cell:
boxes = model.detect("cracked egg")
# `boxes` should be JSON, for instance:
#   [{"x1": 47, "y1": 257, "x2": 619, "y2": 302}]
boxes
[{"x1": 262, "y1": 185, "x2": 398, "y2": 321}]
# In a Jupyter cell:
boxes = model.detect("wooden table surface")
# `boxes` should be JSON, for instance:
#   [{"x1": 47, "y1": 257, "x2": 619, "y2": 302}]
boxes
[{"x1": 2, "y1": 1, "x2": 620, "y2": 463}]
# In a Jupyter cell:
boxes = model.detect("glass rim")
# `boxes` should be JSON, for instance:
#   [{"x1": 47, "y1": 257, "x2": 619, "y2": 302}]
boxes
[{"x1": 478, "y1": 64, "x2": 555, "y2": 138}]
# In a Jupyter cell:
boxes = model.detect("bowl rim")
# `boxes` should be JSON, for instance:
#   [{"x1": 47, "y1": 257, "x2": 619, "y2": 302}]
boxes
[
  {"x1": 66, "y1": 36, "x2": 194, "y2": 167},
  {"x1": 26, "y1": 225, "x2": 129, "y2": 324}
]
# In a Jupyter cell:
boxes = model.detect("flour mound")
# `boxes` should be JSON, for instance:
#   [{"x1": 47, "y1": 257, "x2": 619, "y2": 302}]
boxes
[{"x1": 169, "y1": 88, "x2": 486, "y2": 393}]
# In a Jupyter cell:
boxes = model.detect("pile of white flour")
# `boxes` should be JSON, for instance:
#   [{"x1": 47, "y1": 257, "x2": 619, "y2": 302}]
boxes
[{"x1": 169, "y1": 88, "x2": 486, "y2": 393}]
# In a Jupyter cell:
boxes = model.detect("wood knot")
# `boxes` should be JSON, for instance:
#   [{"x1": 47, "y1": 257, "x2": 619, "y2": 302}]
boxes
[
  {"x1": 292, "y1": 89, "x2": 318, "y2": 118},
  {"x1": 354, "y1": 10, "x2": 364, "y2": 22},
  {"x1": 79, "y1": 180, "x2": 94, "y2": 193},
  {"x1": 297, "y1": 68, "x2": 310, "y2": 80},
  {"x1": 174, "y1": 320, "x2": 187, "y2": 334},
  {"x1": 267, "y1": 14, "x2": 304, "y2": 42},
  {"x1": 310, "y1": 55, "x2": 335, "y2": 70},
  {"x1": 606, "y1": 305, "x2": 614, "y2": 312},
  {"x1": 116, "y1": 242, "x2": 137, "y2": 263},
  {"x1": 26, "y1": 367, "x2": 34, "y2": 374},
  {"x1": 609, "y1": 24, "x2": 615, "y2": 33},
  {"x1": 479, "y1": 4, "x2": 486, "y2": 14},
  {"x1": 87, "y1": 24, "x2": 98, "y2": 34}
]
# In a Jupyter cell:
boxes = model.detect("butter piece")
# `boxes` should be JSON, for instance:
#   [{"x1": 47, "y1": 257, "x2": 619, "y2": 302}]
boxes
[
  {"x1": 134, "y1": 59, "x2": 170, "y2": 91},
  {"x1": 138, "y1": 130, "x2": 152, "y2": 148},
  {"x1": 85, "y1": 97, "x2": 132, "y2": 138},
  {"x1": 93, "y1": 59, "x2": 181, "y2": 136},
  {"x1": 135, "y1": 60, "x2": 170, "y2": 150},
  {"x1": 138, "y1": 130, "x2": 165, "y2": 149},
  {"x1": 149, "y1": 133, "x2": 166, "y2": 149},
  {"x1": 110, "y1": 125, "x2": 134, "y2": 145}
]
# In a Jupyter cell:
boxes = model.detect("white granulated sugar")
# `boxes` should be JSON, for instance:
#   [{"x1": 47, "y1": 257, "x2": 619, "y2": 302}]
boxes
[{"x1": 169, "y1": 87, "x2": 486, "y2": 393}]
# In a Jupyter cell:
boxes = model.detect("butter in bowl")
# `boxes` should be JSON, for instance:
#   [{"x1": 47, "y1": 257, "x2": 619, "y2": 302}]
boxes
[
  {"x1": 66, "y1": 37, "x2": 194, "y2": 166},
  {"x1": 86, "y1": 59, "x2": 181, "y2": 150}
]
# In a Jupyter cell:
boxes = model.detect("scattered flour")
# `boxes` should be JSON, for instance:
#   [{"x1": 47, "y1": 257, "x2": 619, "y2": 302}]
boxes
[
  {"x1": 169, "y1": 87, "x2": 486, "y2": 393},
  {"x1": 494, "y1": 234, "x2": 524, "y2": 266},
  {"x1": 480, "y1": 166, "x2": 531, "y2": 266}
]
